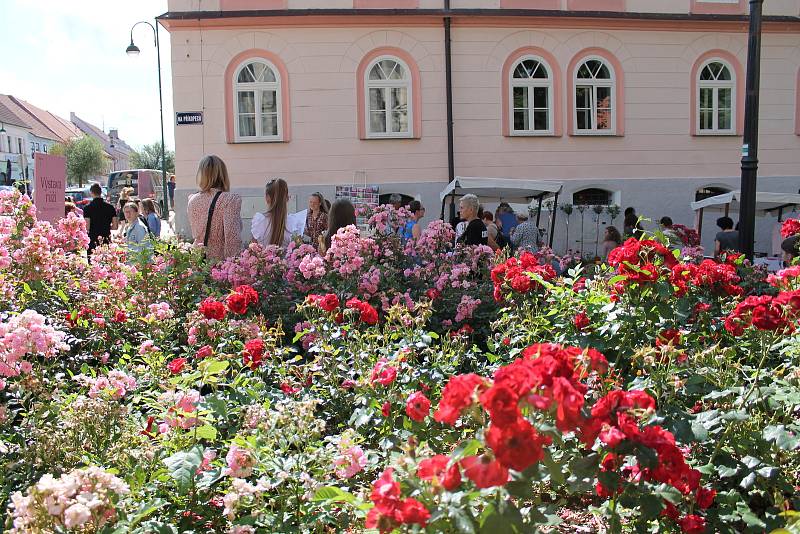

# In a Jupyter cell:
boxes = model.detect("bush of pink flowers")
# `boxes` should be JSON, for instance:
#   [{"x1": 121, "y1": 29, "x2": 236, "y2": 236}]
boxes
[{"x1": 1, "y1": 184, "x2": 798, "y2": 533}]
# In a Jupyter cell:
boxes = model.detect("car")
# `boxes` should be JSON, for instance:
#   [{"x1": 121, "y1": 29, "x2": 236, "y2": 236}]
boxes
[
  {"x1": 107, "y1": 169, "x2": 165, "y2": 208},
  {"x1": 65, "y1": 187, "x2": 92, "y2": 207}
]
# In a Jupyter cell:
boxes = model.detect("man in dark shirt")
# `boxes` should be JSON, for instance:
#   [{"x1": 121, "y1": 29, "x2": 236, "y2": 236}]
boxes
[
  {"x1": 456, "y1": 194, "x2": 489, "y2": 247},
  {"x1": 82, "y1": 182, "x2": 118, "y2": 254},
  {"x1": 714, "y1": 216, "x2": 740, "y2": 258}
]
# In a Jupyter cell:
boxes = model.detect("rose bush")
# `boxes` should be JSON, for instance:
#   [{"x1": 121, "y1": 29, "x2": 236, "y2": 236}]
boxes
[{"x1": 0, "y1": 190, "x2": 798, "y2": 533}]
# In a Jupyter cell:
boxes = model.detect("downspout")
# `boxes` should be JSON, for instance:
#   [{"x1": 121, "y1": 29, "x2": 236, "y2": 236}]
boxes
[{"x1": 441, "y1": 0, "x2": 455, "y2": 220}]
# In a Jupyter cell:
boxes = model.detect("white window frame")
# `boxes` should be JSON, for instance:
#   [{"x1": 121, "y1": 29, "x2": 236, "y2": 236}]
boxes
[
  {"x1": 696, "y1": 59, "x2": 736, "y2": 135},
  {"x1": 573, "y1": 56, "x2": 616, "y2": 136},
  {"x1": 509, "y1": 55, "x2": 554, "y2": 136},
  {"x1": 233, "y1": 59, "x2": 283, "y2": 143},
  {"x1": 364, "y1": 55, "x2": 413, "y2": 139}
]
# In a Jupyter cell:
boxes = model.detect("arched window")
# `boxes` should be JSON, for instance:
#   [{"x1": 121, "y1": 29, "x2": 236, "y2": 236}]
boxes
[
  {"x1": 697, "y1": 60, "x2": 735, "y2": 134},
  {"x1": 695, "y1": 186, "x2": 730, "y2": 202},
  {"x1": 573, "y1": 188, "x2": 613, "y2": 206},
  {"x1": 510, "y1": 56, "x2": 553, "y2": 135},
  {"x1": 233, "y1": 59, "x2": 282, "y2": 141},
  {"x1": 365, "y1": 56, "x2": 412, "y2": 138},
  {"x1": 574, "y1": 57, "x2": 615, "y2": 134}
]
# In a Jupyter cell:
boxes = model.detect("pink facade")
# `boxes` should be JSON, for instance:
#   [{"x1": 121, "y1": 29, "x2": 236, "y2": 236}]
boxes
[{"x1": 161, "y1": 0, "x2": 800, "y2": 254}]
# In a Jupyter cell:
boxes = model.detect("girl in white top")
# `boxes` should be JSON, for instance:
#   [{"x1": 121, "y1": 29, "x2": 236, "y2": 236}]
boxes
[{"x1": 251, "y1": 178, "x2": 292, "y2": 248}]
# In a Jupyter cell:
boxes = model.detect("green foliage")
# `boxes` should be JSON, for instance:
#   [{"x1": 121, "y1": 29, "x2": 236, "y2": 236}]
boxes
[
  {"x1": 131, "y1": 142, "x2": 175, "y2": 174},
  {"x1": 54, "y1": 135, "x2": 108, "y2": 186}
]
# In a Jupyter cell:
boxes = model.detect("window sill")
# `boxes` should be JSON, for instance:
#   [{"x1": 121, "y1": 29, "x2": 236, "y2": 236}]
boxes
[
  {"x1": 693, "y1": 132, "x2": 739, "y2": 137},
  {"x1": 508, "y1": 131, "x2": 559, "y2": 137},
  {"x1": 571, "y1": 131, "x2": 620, "y2": 137},
  {"x1": 232, "y1": 137, "x2": 286, "y2": 144},
  {"x1": 363, "y1": 134, "x2": 418, "y2": 140}
]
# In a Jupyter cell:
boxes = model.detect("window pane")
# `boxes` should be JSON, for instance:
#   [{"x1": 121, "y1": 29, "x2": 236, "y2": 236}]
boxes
[
  {"x1": 370, "y1": 111, "x2": 387, "y2": 133},
  {"x1": 391, "y1": 88, "x2": 408, "y2": 133},
  {"x1": 575, "y1": 86, "x2": 591, "y2": 108},
  {"x1": 577, "y1": 63, "x2": 593, "y2": 79},
  {"x1": 577, "y1": 110, "x2": 591, "y2": 130},
  {"x1": 238, "y1": 64, "x2": 255, "y2": 83},
  {"x1": 699, "y1": 110, "x2": 713, "y2": 130},
  {"x1": 262, "y1": 66, "x2": 276, "y2": 83},
  {"x1": 595, "y1": 63, "x2": 611, "y2": 79},
  {"x1": 717, "y1": 65, "x2": 731, "y2": 81},
  {"x1": 699, "y1": 87, "x2": 713, "y2": 109},
  {"x1": 718, "y1": 109, "x2": 731, "y2": 131},
  {"x1": 369, "y1": 64, "x2": 385, "y2": 80},
  {"x1": 237, "y1": 91, "x2": 255, "y2": 113},
  {"x1": 391, "y1": 111, "x2": 408, "y2": 133},
  {"x1": 238, "y1": 115, "x2": 256, "y2": 137},
  {"x1": 717, "y1": 88, "x2": 731, "y2": 110},
  {"x1": 261, "y1": 113, "x2": 278, "y2": 137},
  {"x1": 251, "y1": 62, "x2": 266, "y2": 82},
  {"x1": 261, "y1": 90, "x2": 277, "y2": 113},
  {"x1": 596, "y1": 86, "x2": 612, "y2": 130},
  {"x1": 513, "y1": 86, "x2": 528, "y2": 108},
  {"x1": 533, "y1": 110, "x2": 548, "y2": 131},
  {"x1": 513, "y1": 110, "x2": 529, "y2": 131},
  {"x1": 533, "y1": 86, "x2": 548, "y2": 109},
  {"x1": 369, "y1": 88, "x2": 386, "y2": 112}
]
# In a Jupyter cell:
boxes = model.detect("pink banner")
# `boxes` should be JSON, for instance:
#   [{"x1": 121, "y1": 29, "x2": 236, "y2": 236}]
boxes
[{"x1": 33, "y1": 153, "x2": 67, "y2": 225}]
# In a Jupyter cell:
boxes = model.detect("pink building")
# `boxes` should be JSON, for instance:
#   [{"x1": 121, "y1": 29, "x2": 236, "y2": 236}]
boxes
[{"x1": 160, "y1": 0, "x2": 800, "y2": 255}]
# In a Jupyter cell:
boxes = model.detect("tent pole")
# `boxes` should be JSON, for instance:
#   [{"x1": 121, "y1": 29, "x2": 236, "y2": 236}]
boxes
[
  {"x1": 535, "y1": 194, "x2": 544, "y2": 227},
  {"x1": 724, "y1": 203, "x2": 730, "y2": 218},
  {"x1": 548, "y1": 191, "x2": 559, "y2": 249},
  {"x1": 696, "y1": 207, "x2": 704, "y2": 240}
]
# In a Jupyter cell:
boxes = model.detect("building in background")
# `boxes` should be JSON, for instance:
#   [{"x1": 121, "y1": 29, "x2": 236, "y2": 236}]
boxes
[
  {"x1": 0, "y1": 95, "x2": 62, "y2": 183},
  {"x1": 70, "y1": 113, "x2": 134, "y2": 175},
  {"x1": 159, "y1": 0, "x2": 800, "y2": 254},
  {"x1": 0, "y1": 99, "x2": 32, "y2": 185}
]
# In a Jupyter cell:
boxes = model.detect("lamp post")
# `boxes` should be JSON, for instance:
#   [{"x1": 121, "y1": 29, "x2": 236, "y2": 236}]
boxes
[
  {"x1": 126, "y1": 19, "x2": 169, "y2": 220},
  {"x1": 738, "y1": 0, "x2": 764, "y2": 260}
]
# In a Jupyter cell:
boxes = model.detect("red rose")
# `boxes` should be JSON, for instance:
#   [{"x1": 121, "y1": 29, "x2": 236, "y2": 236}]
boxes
[
  {"x1": 195, "y1": 345, "x2": 213, "y2": 359},
  {"x1": 656, "y1": 328, "x2": 682, "y2": 348},
  {"x1": 434, "y1": 373, "x2": 486, "y2": 425},
  {"x1": 425, "y1": 288, "x2": 440, "y2": 301},
  {"x1": 113, "y1": 310, "x2": 128, "y2": 323},
  {"x1": 479, "y1": 385, "x2": 520, "y2": 426},
  {"x1": 360, "y1": 303, "x2": 379, "y2": 325},
  {"x1": 695, "y1": 487, "x2": 716, "y2": 509},
  {"x1": 405, "y1": 391, "x2": 431, "y2": 422},
  {"x1": 320, "y1": 293, "x2": 340, "y2": 312},
  {"x1": 678, "y1": 514, "x2": 706, "y2": 534},
  {"x1": 573, "y1": 311, "x2": 590, "y2": 331},
  {"x1": 381, "y1": 401, "x2": 391, "y2": 417},
  {"x1": 460, "y1": 455, "x2": 508, "y2": 489},
  {"x1": 396, "y1": 498, "x2": 430, "y2": 526},
  {"x1": 243, "y1": 338, "x2": 265, "y2": 369},
  {"x1": 371, "y1": 359, "x2": 398, "y2": 386},
  {"x1": 417, "y1": 455, "x2": 461, "y2": 491},
  {"x1": 233, "y1": 285, "x2": 259, "y2": 305},
  {"x1": 199, "y1": 297, "x2": 226, "y2": 320},
  {"x1": 486, "y1": 419, "x2": 549, "y2": 472},
  {"x1": 510, "y1": 274, "x2": 531, "y2": 293},
  {"x1": 781, "y1": 218, "x2": 800, "y2": 238},
  {"x1": 280, "y1": 382, "x2": 300, "y2": 395},
  {"x1": 226, "y1": 292, "x2": 249, "y2": 315},
  {"x1": 167, "y1": 357, "x2": 187, "y2": 374}
]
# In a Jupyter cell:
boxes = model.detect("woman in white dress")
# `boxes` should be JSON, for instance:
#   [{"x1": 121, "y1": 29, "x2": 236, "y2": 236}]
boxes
[{"x1": 251, "y1": 178, "x2": 292, "y2": 248}]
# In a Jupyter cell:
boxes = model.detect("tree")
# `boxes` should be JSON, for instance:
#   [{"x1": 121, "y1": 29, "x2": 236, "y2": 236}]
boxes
[
  {"x1": 131, "y1": 142, "x2": 175, "y2": 174},
  {"x1": 52, "y1": 136, "x2": 108, "y2": 187}
]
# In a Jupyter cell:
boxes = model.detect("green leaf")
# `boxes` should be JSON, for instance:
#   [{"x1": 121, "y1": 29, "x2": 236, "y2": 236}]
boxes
[
  {"x1": 163, "y1": 445, "x2": 204, "y2": 494},
  {"x1": 451, "y1": 439, "x2": 482, "y2": 462},
  {"x1": 741, "y1": 456, "x2": 761, "y2": 469},
  {"x1": 313, "y1": 486, "x2": 356, "y2": 504},
  {"x1": 199, "y1": 359, "x2": 229, "y2": 376},
  {"x1": 763, "y1": 425, "x2": 800, "y2": 451},
  {"x1": 739, "y1": 472, "x2": 757, "y2": 490},
  {"x1": 128, "y1": 499, "x2": 167, "y2": 528},
  {"x1": 195, "y1": 424, "x2": 217, "y2": 441},
  {"x1": 450, "y1": 508, "x2": 477, "y2": 534}
]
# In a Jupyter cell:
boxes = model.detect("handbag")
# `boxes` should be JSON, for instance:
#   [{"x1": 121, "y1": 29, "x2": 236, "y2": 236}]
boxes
[{"x1": 202, "y1": 191, "x2": 224, "y2": 254}]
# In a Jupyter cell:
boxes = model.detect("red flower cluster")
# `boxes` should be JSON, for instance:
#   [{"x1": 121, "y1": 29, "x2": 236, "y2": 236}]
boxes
[
  {"x1": 491, "y1": 252, "x2": 556, "y2": 301},
  {"x1": 416, "y1": 455, "x2": 461, "y2": 490},
  {"x1": 573, "y1": 311, "x2": 590, "y2": 331},
  {"x1": 671, "y1": 224, "x2": 700, "y2": 247},
  {"x1": 307, "y1": 293, "x2": 340, "y2": 313},
  {"x1": 767, "y1": 265, "x2": 800, "y2": 291},
  {"x1": 226, "y1": 285, "x2": 259, "y2": 315},
  {"x1": 433, "y1": 373, "x2": 487, "y2": 425},
  {"x1": 405, "y1": 391, "x2": 431, "y2": 422},
  {"x1": 242, "y1": 338, "x2": 266, "y2": 369},
  {"x1": 199, "y1": 297, "x2": 226, "y2": 320},
  {"x1": 781, "y1": 218, "x2": 800, "y2": 238},
  {"x1": 581, "y1": 389, "x2": 715, "y2": 529},
  {"x1": 365, "y1": 469, "x2": 430, "y2": 533},
  {"x1": 346, "y1": 297, "x2": 379, "y2": 325},
  {"x1": 670, "y1": 260, "x2": 742, "y2": 297},
  {"x1": 370, "y1": 358, "x2": 398, "y2": 387},
  {"x1": 608, "y1": 238, "x2": 678, "y2": 285},
  {"x1": 167, "y1": 357, "x2": 187, "y2": 374},
  {"x1": 724, "y1": 291, "x2": 800, "y2": 336}
]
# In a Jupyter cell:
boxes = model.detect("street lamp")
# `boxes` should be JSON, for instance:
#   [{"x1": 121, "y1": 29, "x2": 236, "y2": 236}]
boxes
[
  {"x1": 126, "y1": 20, "x2": 169, "y2": 220},
  {"x1": 738, "y1": 0, "x2": 764, "y2": 260}
]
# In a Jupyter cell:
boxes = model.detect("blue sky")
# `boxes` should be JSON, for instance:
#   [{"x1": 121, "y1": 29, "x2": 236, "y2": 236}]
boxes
[{"x1": 1, "y1": 0, "x2": 175, "y2": 150}]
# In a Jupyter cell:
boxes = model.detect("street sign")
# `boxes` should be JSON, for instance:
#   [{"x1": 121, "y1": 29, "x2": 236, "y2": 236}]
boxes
[
  {"x1": 176, "y1": 112, "x2": 203, "y2": 125},
  {"x1": 33, "y1": 153, "x2": 66, "y2": 224}
]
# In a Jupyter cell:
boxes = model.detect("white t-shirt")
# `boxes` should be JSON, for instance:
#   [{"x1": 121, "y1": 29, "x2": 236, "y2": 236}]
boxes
[{"x1": 251, "y1": 212, "x2": 293, "y2": 248}]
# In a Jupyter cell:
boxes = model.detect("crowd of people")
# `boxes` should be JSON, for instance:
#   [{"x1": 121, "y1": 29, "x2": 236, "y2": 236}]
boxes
[{"x1": 72, "y1": 153, "x2": 799, "y2": 269}]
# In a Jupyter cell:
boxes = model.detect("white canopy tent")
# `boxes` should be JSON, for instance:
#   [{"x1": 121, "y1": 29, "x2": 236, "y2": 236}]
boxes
[
  {"x1": 691, "y1": 190, "x2": 800, "y2": 251},
  {"x1": 440, "y1": 177, "x2": 564, "y2": 247}
]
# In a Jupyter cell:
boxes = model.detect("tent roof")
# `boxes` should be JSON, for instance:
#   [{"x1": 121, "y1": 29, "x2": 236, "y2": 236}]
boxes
[
  {"x1": 691, "y1": 190, "x2": 800, "y2": 214},
  {"x1": 440, "y1": 177, "x2": 563, "y2": 202}
]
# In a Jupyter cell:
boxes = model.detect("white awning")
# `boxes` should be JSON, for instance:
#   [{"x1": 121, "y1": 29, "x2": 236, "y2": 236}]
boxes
[
  {"x1": 439, "y1": 176, "x2": 563, "y2": 203},
  {"x1": 691, "y1": 190, "x2": 800, "y2": 214}
]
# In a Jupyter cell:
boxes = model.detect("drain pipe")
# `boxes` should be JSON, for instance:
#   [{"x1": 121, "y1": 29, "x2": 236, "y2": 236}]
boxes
[{"x1": 441, "y1": 0, "x2": 455, "y2": 220}]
